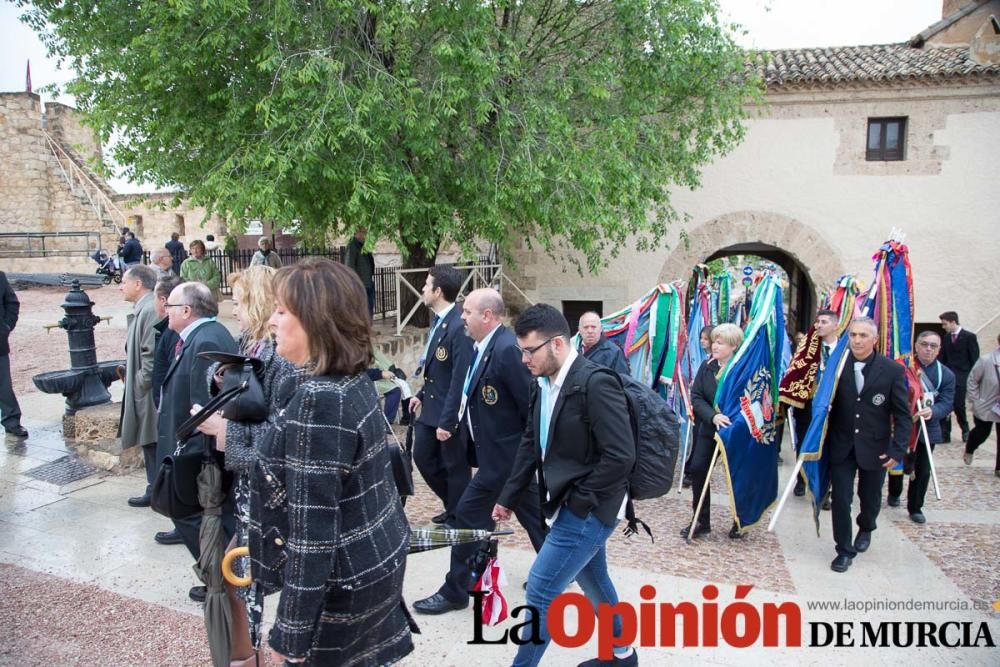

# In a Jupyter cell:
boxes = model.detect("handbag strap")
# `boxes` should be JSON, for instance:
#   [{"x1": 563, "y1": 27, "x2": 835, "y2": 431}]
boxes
[{"x1": 174, "y1": 380, "x2": 249, "y2": 453}]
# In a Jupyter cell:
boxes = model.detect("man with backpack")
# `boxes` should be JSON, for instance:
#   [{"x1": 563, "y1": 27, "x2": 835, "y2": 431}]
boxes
[{"x1": 494, "y1": 303, "x2": 639, "y2": 667}]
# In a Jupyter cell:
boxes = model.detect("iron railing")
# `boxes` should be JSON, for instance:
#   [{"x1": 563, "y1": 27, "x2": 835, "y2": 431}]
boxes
[{"x1": 0, "y1": 231, "x2": 103, "y2": 258}]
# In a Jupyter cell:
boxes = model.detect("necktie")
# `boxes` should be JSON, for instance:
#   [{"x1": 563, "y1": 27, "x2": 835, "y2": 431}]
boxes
[
  {"x1": 463, "y1": 344, "x2": 481, "y2": 398},
  {"x1": 951, "y1": 332, "x2": 957, "y2": 344},
  {"x1": 821, "y1": 343, "x2": 830, "y2": 367},
  {"x1": 174, "y1": 338, "x2": 183, "y2": 358},
  {"x1": 538, "y1": 379, "x2": 551, "y2": 456},
  {"x1": 419, "y1": 314, "x2": 442, "y2": 368},
  {"x1": 854, "y1": 361, "x2": 865, "y2": 394}
]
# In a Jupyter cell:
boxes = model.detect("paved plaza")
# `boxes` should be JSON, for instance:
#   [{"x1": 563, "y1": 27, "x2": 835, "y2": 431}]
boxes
[{"x1": 1, "y1": 288, "x2": 997, "y2": 666}]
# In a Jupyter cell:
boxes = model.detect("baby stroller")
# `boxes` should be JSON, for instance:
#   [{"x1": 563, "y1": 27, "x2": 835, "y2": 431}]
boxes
[{"x1": 91, "y1": 249, "x2": 123, "y2": 284}]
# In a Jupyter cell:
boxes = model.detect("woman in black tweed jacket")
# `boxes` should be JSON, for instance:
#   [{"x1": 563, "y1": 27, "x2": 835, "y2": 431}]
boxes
[{"x1": 250, "y1": 258, "x2": 414, "y2": 666}]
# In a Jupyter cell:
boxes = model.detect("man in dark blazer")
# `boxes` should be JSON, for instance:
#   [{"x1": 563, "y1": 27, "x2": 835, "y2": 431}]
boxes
[
  {"x1": 826, "y1": 317, "x2": 911, "y2": 573},
  {"x1": 939, "y1": 311, "x2": 979, "y2": 442},
  {"x1": 577, "y1": 311, "x2": 630, "y2": 375},
  {"x1": 155, "y1": 282, "x2": 237, "y2": 600},
  {"x1": 414, "y1": 289, "x2": 546, "y2": 615},
  {"x1": 887, "y1": 331, "x2": 954, "y2": 523},
  {"x1": 494, "y1": 304, "x2": 638, "y2": 666},
  {"x1": 409, "y1": 265, "x2": 474, "y2": 525},
  {"x1": 0, "y1": 271, "x2": 27, "y2": 439}
]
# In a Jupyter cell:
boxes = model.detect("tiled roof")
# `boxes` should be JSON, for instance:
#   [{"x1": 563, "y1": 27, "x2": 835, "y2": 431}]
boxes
[{"x1": 758, "y1": 44, "x2": 1000, "y2": 87}]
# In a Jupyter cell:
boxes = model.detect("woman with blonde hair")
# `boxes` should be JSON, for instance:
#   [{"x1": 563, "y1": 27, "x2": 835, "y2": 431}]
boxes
[
  {"x1": 683, "y1": 323, "x2": 745, "y2": 541},
  {"x1": 196, "y1": 264, "x2": 303, "y2": 664},
  {"x1": 250, "y1": 258, "x2": 414, "y2": 666}
]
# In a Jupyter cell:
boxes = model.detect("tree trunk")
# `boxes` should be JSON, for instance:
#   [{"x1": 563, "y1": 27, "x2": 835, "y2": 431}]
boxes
[{"x1": 399, "y1": 239, "x2": 438, "y2": 329}]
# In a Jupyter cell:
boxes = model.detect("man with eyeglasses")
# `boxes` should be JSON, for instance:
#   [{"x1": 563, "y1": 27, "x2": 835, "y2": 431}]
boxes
[
  {"x1": 886, "y1": 331, "x2": 954, "y2": 523},
  {"x1": 155, "y1": 281, "x2": 237, "y2": 603},
  {"x1": 493, "y1": 304, "x2": 638, "y2": 666}
]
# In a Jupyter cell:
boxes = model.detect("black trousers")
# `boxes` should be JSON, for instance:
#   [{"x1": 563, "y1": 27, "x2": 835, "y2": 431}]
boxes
[
  {"x1": 440, "y1": 471, "x2": 547, "y2": 602},
  {"x1": 141, "y1": 443, "x2": 157, "y2": 493},
  {"x1": 687, "y1": 435, "x2": 716, "y2": 527},
  {"x1": 887, "y1": 442, "x2": 937, "y2": 513},
  {"x1": 0, "y1": 353, "x2": 23, "y2": 430},
  {"x1": 412, "y1": 422, "x2": 471, "y2": 516},
  {"x1": 830, "y1": 448, "x2": 886, "y2": 558},
  {"x1": 966, "y1": 417, "x2": 1000, "y2": 470},
  {"x1": 942, "y1": 371, "x2": 970, "y2": 438},
  {"x1": 173, "y1": 494, "x2": 236, "y2": 561}
]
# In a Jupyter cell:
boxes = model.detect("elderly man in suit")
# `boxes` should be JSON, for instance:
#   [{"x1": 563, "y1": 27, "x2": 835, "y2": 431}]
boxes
[
  {"x1": 938, "y1": 311, "x2": 979, "y2": 443},
  {"x1": 414, "y1": 289, "x2": 546, "y2": 615},
  {"x1": 494, "y1": 304, "x2": 638, "y2": 667},
  {"x1": 0, "y1": 271, "x2": 27, "y2": 439},
  {"x1": 826, "y1": 317, "x2": 911, "y2": 573},
  {"x1": 577, "y1": 311, "x2": 629, "y2": 375},
  {"x1": 119, "y1": 265, "x2": 161, "y2": 508},
  {"x1": 155, "y1": 281, "x2": 237, "y2": 601},
  {"x1": 408, "y1": 265, "x2": 474, "y2": 526}
]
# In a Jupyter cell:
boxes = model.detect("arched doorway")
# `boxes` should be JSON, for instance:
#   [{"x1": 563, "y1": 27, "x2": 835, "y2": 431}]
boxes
[{"x1": 658, "y1": 211, "x2": 845, "y2": 333}]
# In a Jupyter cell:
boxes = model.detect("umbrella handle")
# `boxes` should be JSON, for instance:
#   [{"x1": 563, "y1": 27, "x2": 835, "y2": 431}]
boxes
[{"x1": 222, "y1": 546, "x2": 252, "y2": 587}]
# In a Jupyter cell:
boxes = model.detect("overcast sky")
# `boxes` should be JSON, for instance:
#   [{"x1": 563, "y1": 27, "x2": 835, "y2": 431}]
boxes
[{"x1": 0, "y1": 0, "x2": 946, "y2": 189}]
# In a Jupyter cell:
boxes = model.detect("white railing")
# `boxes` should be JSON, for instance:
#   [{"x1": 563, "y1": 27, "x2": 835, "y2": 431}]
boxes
[
  {"x1": 44, "y1": 130, "x2": 126, "y2": 236},
  {"x1": 394, "y1": 263, "x2": 534, "y2": 335}
]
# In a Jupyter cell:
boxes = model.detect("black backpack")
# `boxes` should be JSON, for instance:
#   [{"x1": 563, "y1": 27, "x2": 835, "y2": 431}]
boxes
[{"x1": 583, "y1": 367, "x2": 681, "y2": 539}]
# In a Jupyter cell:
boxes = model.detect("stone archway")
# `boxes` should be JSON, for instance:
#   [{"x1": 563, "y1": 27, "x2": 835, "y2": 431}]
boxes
[{"x1": 658, "y1": 211, "x2": 846, "y2": 330}]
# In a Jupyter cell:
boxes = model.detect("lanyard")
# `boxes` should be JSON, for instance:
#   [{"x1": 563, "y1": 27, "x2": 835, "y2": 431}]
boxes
[
  {"x1": 421, "y1": 315, "x2": 443, "y2": 366},
  {"x1": 920, "y1": 361, "x2": 942, "y2": 394}
]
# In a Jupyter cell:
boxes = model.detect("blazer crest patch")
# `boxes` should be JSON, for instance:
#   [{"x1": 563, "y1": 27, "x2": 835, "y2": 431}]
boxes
[
  {"x1": 482, "y1": 384, "x2": 499, "y2": 405},
  {"x1": 435, "y1": 346, "x2": 448, "y2": 362},
  {"x1": 872, "y1": 393, "x2": 885, "y2": 406}
]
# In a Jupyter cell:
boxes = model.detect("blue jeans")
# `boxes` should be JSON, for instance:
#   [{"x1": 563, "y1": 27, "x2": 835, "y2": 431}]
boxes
[{"x1": 512, "y1": 508, "x2": 622, "y2": 667}]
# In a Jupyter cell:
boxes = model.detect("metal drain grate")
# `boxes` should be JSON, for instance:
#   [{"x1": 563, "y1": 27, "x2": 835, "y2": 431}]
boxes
[{"x1": 23, "y1": 456, "x2": 98, "y2": 485}]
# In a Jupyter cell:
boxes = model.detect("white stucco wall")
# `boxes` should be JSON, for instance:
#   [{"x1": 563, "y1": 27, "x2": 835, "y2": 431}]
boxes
[{"x1": 513, "y1": 80, "x2": 1000, "y2": 347}]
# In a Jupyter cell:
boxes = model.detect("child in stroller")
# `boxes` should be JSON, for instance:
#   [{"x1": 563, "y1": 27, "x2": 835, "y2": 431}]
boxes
[{"x1": 91, "y1": 249, "x2": 123, "y2": 284}]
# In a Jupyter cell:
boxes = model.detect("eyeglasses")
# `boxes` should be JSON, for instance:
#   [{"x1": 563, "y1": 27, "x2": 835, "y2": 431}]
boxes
[
  {"x1": 517, "y1": 337, "x2": 554, "y2": 357},
  {"x1": 163, "y1": 303, "x2": 190, "y2": 309},
  {"x1": 917, "y1": 342, "x2": 940, "y2": 349}
]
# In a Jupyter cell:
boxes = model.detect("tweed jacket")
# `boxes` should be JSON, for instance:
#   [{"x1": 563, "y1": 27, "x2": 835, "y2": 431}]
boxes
[
  {"x1": 248, "y1": 373, "x2": 413, "y2": 663},
  {"x1": 120, "y1": 292, "x2": 159, "y2": 448}
]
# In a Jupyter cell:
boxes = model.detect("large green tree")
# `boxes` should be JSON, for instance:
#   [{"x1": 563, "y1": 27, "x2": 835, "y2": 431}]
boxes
[{"x1": 21, "y1": 0, "x2": 761, "y2": 271}]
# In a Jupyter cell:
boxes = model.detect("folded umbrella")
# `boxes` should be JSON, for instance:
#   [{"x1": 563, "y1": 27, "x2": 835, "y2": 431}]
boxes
[
  {"x1": 194, "y1": 458, "x2": 232, "y2": 667},
  {"x1": 407, "y1": 527, "x2": 513, "y2": 554}
]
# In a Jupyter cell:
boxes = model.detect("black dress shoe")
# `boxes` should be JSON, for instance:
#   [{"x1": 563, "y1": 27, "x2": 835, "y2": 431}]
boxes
[
  {"x1": 854, "y1": 531, "x2": 872, "y2": 553},
  {"x1": 189, "y1": 585, "x2": 207, "y2": 603},
  {"x1": 413, "y1": 592, "x2": 468, "y2": 615},
  {"x1": 127, "y1": 494, "x2": 151, "y2": 508},
  {"x1": 821, "y1": 497, "x2": 832, "y2": 511},
  {"x1": 793, "y1": 479, "x2": 805, "y2": 497},
  {"x1": 679, "y1": 523, "x2": 710, "y2": 540},
  {"x1": 681, "y1": 474, "x2": 692, "y2": 489},
  {"x1": 155, "y1": 529, "x2": 184, "y2": 545},
  {"x1": 909, "y1": 511, "x2": 926, "y2": 524},
  {"x1": 431, "y1": 511, "x2": 450, "y2": 525},
  {"x1": 578, "y1": 648, "x2": 639, "y2": 666},
  {"x1": 887, "y1": 495, "x2": 900, "y2": 508},
  {"x1": 830, "y1": 555, "x2": 853, "y2": 573},
  {"x1": 5, "y1": 425, "x2": 28, "y2": 438},
  {"x1": 728, "y1": 523, "x2": 746, "y2": 539}
]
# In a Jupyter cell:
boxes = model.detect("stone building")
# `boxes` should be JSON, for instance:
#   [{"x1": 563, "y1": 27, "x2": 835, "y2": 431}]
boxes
[
  {"x1": 0, "y1": 92, "x2": 226, "y2": 274},
  {"x1": 508, "y1": 0, "x2": 1000, "y2": 348}
]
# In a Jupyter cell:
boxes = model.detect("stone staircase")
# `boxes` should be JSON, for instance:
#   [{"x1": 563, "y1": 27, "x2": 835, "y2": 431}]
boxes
[{"x1": 43, "y1": 129, "x2": 124, "y2": 239}]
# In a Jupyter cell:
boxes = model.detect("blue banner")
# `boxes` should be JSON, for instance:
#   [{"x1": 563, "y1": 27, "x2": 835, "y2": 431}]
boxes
[{"x1": 714, "y1": 276, "x2": 785, "y2": 532}]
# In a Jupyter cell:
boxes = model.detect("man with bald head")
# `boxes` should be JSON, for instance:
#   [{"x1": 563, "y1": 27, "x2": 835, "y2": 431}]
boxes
[
  {"x1": 414, "y1": 288, "x2": 546, "y2": 615},
  {"x1": 155, "y1": 281, "x2": 237, "y2": 601},
  {"x1": 826, "y1": 317, "x2": 910, "y2": 573},
  {"x1": 577, "y1": 311, "x2": 629, "y2": 375}
]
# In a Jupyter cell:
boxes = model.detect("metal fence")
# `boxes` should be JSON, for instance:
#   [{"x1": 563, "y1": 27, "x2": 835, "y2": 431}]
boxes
[
  {"x1": 140, "y1": 245, "x2": 492, "y2": 322},
  {"x1": 0, "y1": 231, "x2": 103, "y2": 258}
]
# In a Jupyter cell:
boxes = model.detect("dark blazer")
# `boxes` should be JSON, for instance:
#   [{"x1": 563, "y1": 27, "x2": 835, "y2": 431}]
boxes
[
  {"x1": 0, "y1": 272, "x2": 19, "y2": 356},
  {"x1": 151, "y1": 318, "x2": 179, "y2": 410},
  {"x1": 580, "y1": 335, "x2": 630, "y2": 375},
  {"x1": 916, "y1": 360, "x2": 955, "y2": 445},
  {"x1": 344, "y1": 237, "x2": 375, "y2": 288},
  {"x1": 690, "y1": 358, "x2": 721, "y2": 451},
  {"x1": 165, "y1": 239, "x2": 187, "y2": 274},
  {"x1": 499, "y1": 355, "x2": 635, "y2": 526},
  {"x1": 940, "y1": 329, "x2": 979, "y2": 377},
  {"x1": 416, "y1": 304, "x2": 473, "y2": 435},
  {"x1": 826, "y1": 352, "x2": 911, "y2": 470},
  {"x1": 120, "y1": 237, "x2": 144, "y2": 264},
  {"x1": 248, "y1": 374, "x2": 413, "y2": 663},
  {"x1": 463, "y1": 325, "x2": 533, "y2": 482},
  {"x1": 155, "y1": 320, "x2": 237, "y2": 464}
]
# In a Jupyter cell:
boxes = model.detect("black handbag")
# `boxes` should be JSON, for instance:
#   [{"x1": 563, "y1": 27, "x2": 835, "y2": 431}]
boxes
[
  {"x1": 151, "y1": 377, "x2": 252, "y2": 520},
  {"x1": 201, "y1": 351, "x2": 268, "y2": 423}
]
